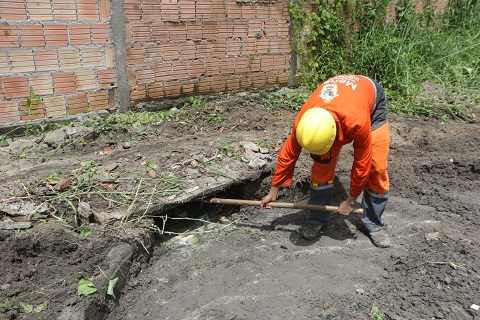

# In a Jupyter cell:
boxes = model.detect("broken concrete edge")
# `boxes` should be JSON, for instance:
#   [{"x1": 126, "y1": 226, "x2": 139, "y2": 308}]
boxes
[
  {"x1": 57, "y1": 168, "x2": 271, "y2": 319},
  {"x1": 0, "y1": 110, "x2": 111, "y2": 138}
]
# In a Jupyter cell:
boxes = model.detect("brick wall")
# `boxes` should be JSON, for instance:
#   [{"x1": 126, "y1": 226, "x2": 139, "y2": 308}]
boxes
[
  {"x1": 125, "y1": 0, "x2": 292, "y2": 102},
  {"x1": 0, "y1": 0, "x2": 115, "y2": 124}
]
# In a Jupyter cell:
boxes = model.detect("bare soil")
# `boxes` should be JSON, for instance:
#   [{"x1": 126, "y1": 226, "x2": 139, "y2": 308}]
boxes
[{"x1": 0, "y1": 86, "x2": 479, "y2": 320}]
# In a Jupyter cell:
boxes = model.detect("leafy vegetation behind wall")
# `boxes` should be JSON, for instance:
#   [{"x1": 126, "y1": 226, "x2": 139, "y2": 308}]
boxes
[{"x1": 290, "y1": 0, "x2": 479, "y2": 121}]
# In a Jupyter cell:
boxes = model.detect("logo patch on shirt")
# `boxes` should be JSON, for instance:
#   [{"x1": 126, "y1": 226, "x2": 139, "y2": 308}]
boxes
[{"x1": 319, "y1": 84, "x2": 339, "y2": 103}]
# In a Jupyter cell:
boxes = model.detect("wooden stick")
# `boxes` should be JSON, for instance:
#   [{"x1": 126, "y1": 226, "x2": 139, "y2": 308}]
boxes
[{"x1": 205, "y1": 198, "x2": 364, "y2": 214}]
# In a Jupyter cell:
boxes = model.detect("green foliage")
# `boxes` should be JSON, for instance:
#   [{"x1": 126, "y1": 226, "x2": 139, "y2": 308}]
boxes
[
  {"x1": 0, "y1": 135, "x2": 9, "y2": 147},
  {"x1": 84, "y1": 110, "x2": 176, "y2": 132},
  {"x1": 371, "y1": 306, "x2": 386, "y2": 319},
  {"x1": 77, "y1": 278, "x2": 97, "y2": 296},
  {"x1": 290, "y1": 0, "x2": 480, "y2": 121}
]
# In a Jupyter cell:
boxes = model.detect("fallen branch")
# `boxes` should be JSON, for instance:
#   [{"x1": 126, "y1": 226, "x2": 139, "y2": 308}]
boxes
[{"x1": 407, "y1": 260, "x2": 465, "y2": 271}]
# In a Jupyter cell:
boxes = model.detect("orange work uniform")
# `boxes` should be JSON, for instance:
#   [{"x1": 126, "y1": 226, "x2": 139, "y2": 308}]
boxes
[{"x1": 272, "y1": 75, "x2": 390, "y2": 197}]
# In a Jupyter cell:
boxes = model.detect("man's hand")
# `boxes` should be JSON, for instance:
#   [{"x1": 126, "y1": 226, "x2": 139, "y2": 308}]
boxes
[
  {"x1": 336, "y1": 194, "x2": 358, "y2": 216},
  {"x1": 260, "y1": 187, "x2": 280, "y2": 209}
]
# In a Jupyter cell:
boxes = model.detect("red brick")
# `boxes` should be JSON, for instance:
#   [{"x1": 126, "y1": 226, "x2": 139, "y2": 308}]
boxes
[
  {"x1": 226, "y1": 39, "x2": 241, "y2": 56},
  {"x1": 226, "y1": 2, "x2": 242, "y2": 19},
  {"x1": 75, "y1": 70, "x2": 96, "y2": 91},
  {"x1": 151, "y1": 21, "x2": 170, "y2": 42},
  {"x1": 34, "y1": 49, "x2": 59, "y2": 71},
  {"x1": 135, "y1": 64, "x2": 156, "y2": 85},
  {"x1": 188, "y1": 59, "x2": 205, "y2": 78},
  {"x1": 127, "y1": 66, "x2": 136, "y2": 85},
  {"x1": 0, "y1": 24, "x2": 20, "y2": 48},
  {"x1": 197, "y1": 77, "x2": 211, "y2": 94},
  {"x1": 269, "y1": 39, "x2": 283, "y2": 54},
  {"x1": 161, "y1": 1, "x2": 179, "y2": 20},
  {"x1": 68, "y1": 93, "x2": 89, "y2": 115},
  {"x1": 92, "y1": 23, "x2": 110, "y2": 44},
  {"x1": 52, "y1": 72, "x2": 75, "y2": 94},
  {"x1": 28, "y1": 0, "x2": 54, "y2": 21},
  {"x1": 44, "y1": 96, "x2": 67, "y2": 117},
  {"x1": 219, "y1": 57, "x2": 235, "y2": 75},
  {"x1": 147, "y1": 83, "x2": 165, "y2": 99},
  {"x1": 234, "y1": 56, "x2": 249, "y2": 73},
  {"x1": 69, "y1": 24, "x2": 92, "y2": 45},
  {"x1": 162, "y1": 42, "x2": 180, "y2": 61},
  {"x1": 211, "y1": 1, "x2": 226, "y2": 18},
  {"x1": 270, "y1": 2, "x2": 284, "y2": 19},
  {"x1": 18, "y1": 25, "x2": 45, "y2": 47},
  {"x1": 278, "y1": 20, "x2": 290, "y2": 37},
  {"x1": 0, "y1": 101, "x2": 20, "y2": 124},
  {"x1": 242, "y1": 38, "x2": 256, "y2": 55},
  {"x1": 108, "y1": 88, "x2": 116, "y2": 109},
  {"x1": 186, "y1": 21, "x2": 203, "y2": 40},
  {"x1": 124, "y1": 0, "x2": 142, "y2": 19},
  {"x1": 179, "y1": 0, "x2": 196, "y2": 20},
  {"x1": 58, "y1": 49, "x2": 81, "y2": 70},
  {"x1": 278, "y1": 70, "x2": 289, "y2": 84},
  {"x1": 20, "y1": 99, "x2": 44, "y2": 121},
  {"x1": 126, "y1": 44, "x2": 145, "y2": 65},
  {"x1": 266, "y1": 71, "x2": 278, "y2": 85},
  {"x1": 217, "y1": 20, "x2": 233, "y2": 38},
  {"x1": 205, "y1": 58, "x2": 219, "y2": 75},
  {"x1": 52, "y1": 0, "x2": 76, "y2": 20},
  {"x1": 195, "y1": 40, "x2": 211, "y2": 59},
  {"x1": 88, "y1": 91, "x2": 109, "y2": 111},
  {"x1": 210, "y1": 39, "x2": 226, "y2": 57},
  {"x1": 241, "y1": 3, "x2": 256, "y2": 19},
  {"x1": 130, "y1": 21, "x2": 151, "y2": 42},
  {"x1": 181, "y1": 79, "x2": 196, "y2": 95},
  {"x1": 130, "y1": 85, "x2": 147, "y2": 101},
  {"x1": 142, "y1": 0, "x2": 162, "y2": 20},
  {"x1": 29, "y1": 74, "x2": 53, "y2": 95},
  {"x1": 233, "y1": 20, "x2": 248, "y2": 38},
  {"x1": 164, "y1": 79, "x2": 181, "y2": 97},
  {"x1": 211, "y1": 75, "x2": 226, "y2": 92},
  {"x1": 273, "y1": 54, "x2": 288, "y2": 69},
  {"x1": 104, "y1": 46, "x2": 115, "y2": 67},
  {"x1": 99, "y1": 0, "x2": 110, "y2": 21},
  {"x1": 144, "y1": 43, "x2": 163, "y2": 65},
  {"x1": 0, "y1": 83, "x2": 3, "y2": 100},
  {"x1": 78, "y1": 0, "x2": 99, "y2": 20},
  {"x1": 256, "y1": 38, "x2": 269, "y2": 54},
  {"x1": 98, "y1": 68, "x2": 118, "y2": 88},
  {"x1": 252, "y1": 71, "x2": 266, "y2": 88},
  {"x1": 170, "y1": 22, "x2": 187, "y2": 41},
  {"x1": 9, "y1": 50, "x2": 35, "y2": 73},
  {"x1": 2, "y1": 76, "x2": 29, "y2": 99},
  {"x1": 179, "y1": 40, "x2": 196, "y2": 60},
  {"x1": 226, "y1": 74, "x2": 240, "y2": 91},
  {"x1": 44, "y1": 24, "x2": 68, "y2": 46},
  {"x1": 261, "y1": 55, "x2": 275, "y2": 71},
  {"x1": 202, "y1": 21, "x2": 218, "y2": 40},
  {"x1": 240, "y1": 73, "x2": 253, "y2": 88},
  {"x1": 0, "y1": 52, "x2": 10, "y2": 74},
  {"x1": 196, "y1": 1, "x2": 212, "y2": 18},
  {"x1": 256, "y1": 4, "x2": 270, "y2": 19},
  {"x1": 264, "y1": 21, "x2": 278, "y2": 37},
  {"x1": 155, "y1": 61, "x2": 173, "y2": 81},
  {"x1": 172, "y1": 61, "x2": 189, "y2": 79},
  {"x1": 0, "y1": 2, "x2": 27, "y2": 20},
  {"x1": 247, "y1": 20, "x2": 263, "y2": 37},
  {"x1": 81, "y1": 48, "x2": 102, "y2": 68},
  {"x1": 248, "y1": 56, "x2": 261, "y2": 72}
]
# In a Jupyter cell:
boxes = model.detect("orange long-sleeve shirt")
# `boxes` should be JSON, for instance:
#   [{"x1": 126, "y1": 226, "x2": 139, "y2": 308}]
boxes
[{"x1": 272, "y1": 75, "x2": 381, "y2": 196}]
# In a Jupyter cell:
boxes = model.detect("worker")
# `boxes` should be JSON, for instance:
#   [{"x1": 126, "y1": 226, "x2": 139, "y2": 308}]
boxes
[{"x1": 260, "y1": 75, "x2": 391, "y2": 248}]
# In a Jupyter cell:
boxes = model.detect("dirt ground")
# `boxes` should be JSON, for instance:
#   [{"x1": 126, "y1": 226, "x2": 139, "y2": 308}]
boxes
[{"x1": 0, "y1": 86, "x2": 479, "y2": 320}]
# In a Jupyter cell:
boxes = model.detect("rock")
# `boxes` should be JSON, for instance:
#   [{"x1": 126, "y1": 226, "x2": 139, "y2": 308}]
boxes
[
  {"x1": 425, "y1": 232, "x2": 440, "y2": 241},
  {"x1": 243, "y1": 142, "x2": 259, "y2": 152},
  {"x1": 93, "y1": 210, "x2": 126, "y2": 224},
  {"x1": 0, "y1": 219, "x2": 32, "y2": 230},
  {"x1": 77, "y1": 202, "x2": 93, "y2": 219},
  {"x1": 248, "y1": 158, "x2": 267, "y2": 170}
]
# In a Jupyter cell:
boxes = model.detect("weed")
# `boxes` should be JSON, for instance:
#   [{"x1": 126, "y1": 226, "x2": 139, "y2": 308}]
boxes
[{"x1": 371, "y1": 306, "x2": 386, "y2": 320}]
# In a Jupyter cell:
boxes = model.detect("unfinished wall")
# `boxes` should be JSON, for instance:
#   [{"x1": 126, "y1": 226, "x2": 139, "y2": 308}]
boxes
[
  {"x1": 0, "y1": 0, "x2": 116, "y2": 124},
  {"x1": 124, "y1": 0, "x2": 292, "y2": 102}
]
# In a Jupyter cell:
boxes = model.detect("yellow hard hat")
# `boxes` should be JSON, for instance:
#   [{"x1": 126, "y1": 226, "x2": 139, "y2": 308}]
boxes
[{"x1": 296, "y1": 108, "x2": 336, "y2": 155}]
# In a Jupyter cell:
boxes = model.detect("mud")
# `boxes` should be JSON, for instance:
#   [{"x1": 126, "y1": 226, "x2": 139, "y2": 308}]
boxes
[{"x1": 0, "y1": 87, "x2": 479, "y2": 319}]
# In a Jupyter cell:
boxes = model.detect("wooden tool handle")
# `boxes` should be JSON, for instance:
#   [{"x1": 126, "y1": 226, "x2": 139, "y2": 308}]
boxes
[{"x1": 206, "y1": 198, "x2": 364, "y2": 214}]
